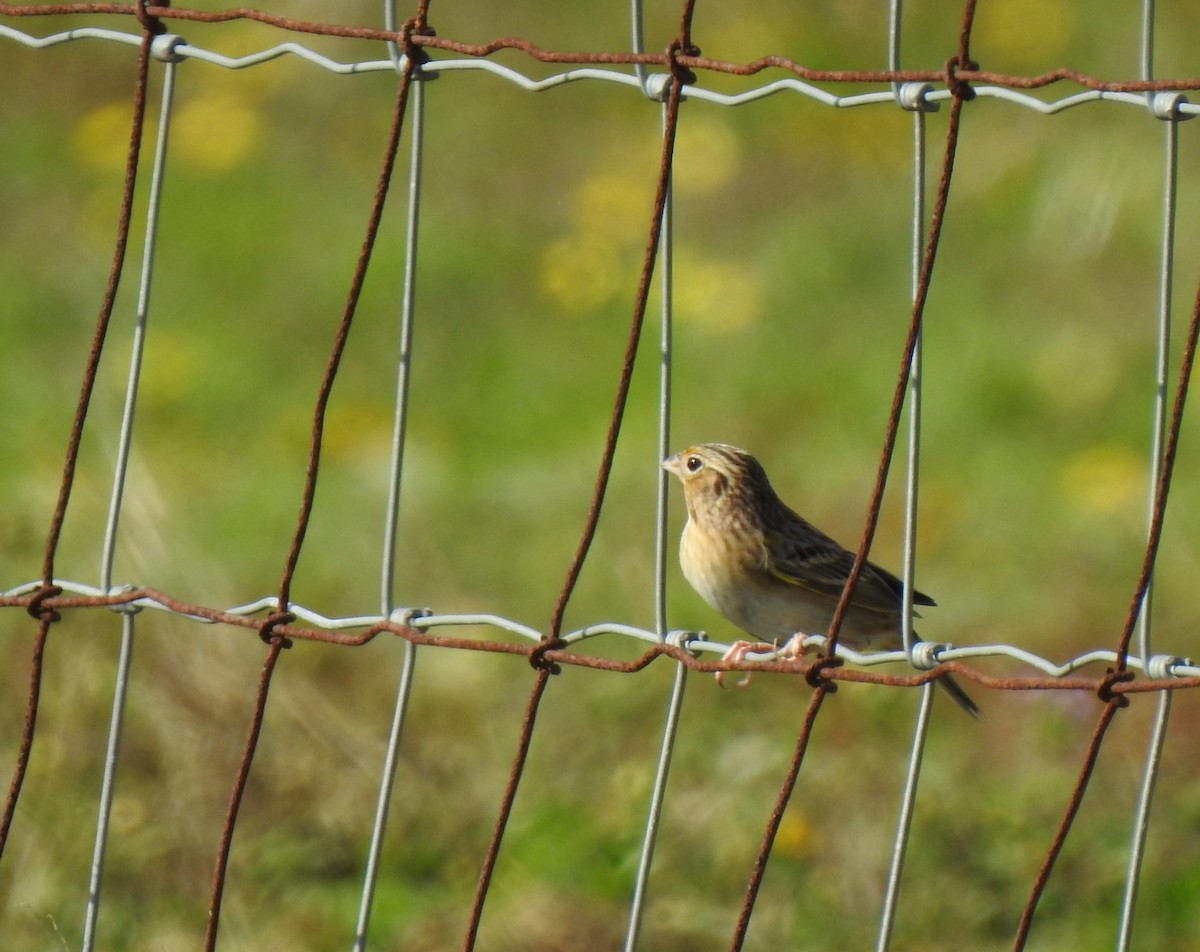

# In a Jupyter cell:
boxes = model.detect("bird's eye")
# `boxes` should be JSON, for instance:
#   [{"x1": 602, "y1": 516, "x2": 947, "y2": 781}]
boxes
[{"x1": 685, "y1": 455, "x2": 704, "y2": 473}]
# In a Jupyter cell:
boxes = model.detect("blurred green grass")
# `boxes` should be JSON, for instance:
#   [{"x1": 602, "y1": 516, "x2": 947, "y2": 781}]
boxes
[{"x1": 3, "y1": 2, "x2": 1200, "y2": 950}]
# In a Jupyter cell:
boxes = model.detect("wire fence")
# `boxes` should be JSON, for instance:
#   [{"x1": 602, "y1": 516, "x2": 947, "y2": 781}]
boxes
[{"x1": 1, "y1": 2, "x2": 1199, "y2": 950}]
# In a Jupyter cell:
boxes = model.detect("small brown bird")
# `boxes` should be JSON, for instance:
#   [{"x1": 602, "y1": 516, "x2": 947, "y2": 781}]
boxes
[{"x1": 663, "y1": 442, "x2": 977, "y2": 716}]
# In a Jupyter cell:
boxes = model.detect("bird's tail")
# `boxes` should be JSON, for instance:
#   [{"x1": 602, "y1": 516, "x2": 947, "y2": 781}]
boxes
[{"x1": 937, "y1": 673, "x2": 980, "y2": 719}]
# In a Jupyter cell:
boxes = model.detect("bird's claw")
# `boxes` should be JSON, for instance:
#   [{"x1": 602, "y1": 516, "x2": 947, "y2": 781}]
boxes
[
  {"x1": 777, "y1": 632, "x2": 810, "y2": 661},
  {"x1": 716, "y1": 640, "x2": 777, "y2": 689}
]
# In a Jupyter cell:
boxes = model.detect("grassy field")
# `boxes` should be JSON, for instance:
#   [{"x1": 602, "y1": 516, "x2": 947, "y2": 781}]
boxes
[{"x1": 3, "y1": 3, "x2": 1200, "y2": 950}]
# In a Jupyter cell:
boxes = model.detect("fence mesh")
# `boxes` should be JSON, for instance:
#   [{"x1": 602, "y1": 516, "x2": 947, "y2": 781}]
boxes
[{"x1": 2, "y1": 2, "x2": 1200, "y2": 950}]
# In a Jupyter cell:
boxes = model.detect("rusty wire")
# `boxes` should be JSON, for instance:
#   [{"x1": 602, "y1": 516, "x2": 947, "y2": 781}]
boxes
[
  {"x1": 6, "y1": 2, "x2": 1200, "y2": 94},
  {"x1": 2, "y1": 1, "x2": 1200, "y2": 949},
  {"x1": 0, "y1": 16, "x2": 156, "y2": 865},
  {"x1": 823, "y1": 0, "x2": 979, "y2": 661},
  {"x1": 733, "y1": 5, "x2": 980, "y2": 946},
  {"x1": 1113, "y1": 278, "x2": 1200, "y2": 670},
  {"x1": 4, "y1": 584, "x2": 1200, "y2": 694},
  {"x1": 730, "y1": 683, "x2": 832, "y2": 952},
  {"x1": 1012, "y1": 698, "x2": 1124, "y2": 951},
  {"x1": 201, "y1": 42, "x2": 425, "y2": 951},
  {"x1": 466, "y1": 11, "x2": 696, "y2": 943}
]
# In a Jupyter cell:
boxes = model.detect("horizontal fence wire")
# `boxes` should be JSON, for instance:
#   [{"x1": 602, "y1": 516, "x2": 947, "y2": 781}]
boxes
[
  {"x1": 3, "y1": 581, "x2": 1198, "y2": 684},
  {"x1": 1, "y1": 2, "x2": 1199, "y2": 951},
  {"x1": 5, "y1": 15, "x2": 1200, "y2": 113}
]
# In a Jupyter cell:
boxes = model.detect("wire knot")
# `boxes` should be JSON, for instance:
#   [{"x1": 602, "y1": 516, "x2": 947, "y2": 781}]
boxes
[
  {"x1": 1097, "y1": 667, "x2": 1134, "y2": 707},
  {"x1": 259, "y1": 611, "x2": 295, "y2": 649},
  {"x1": 26, "y1": 583, "x2": 63, "y2": 624},
  {"x1": 909, "y1": 640, "x2": 949, "y2": 671},
  {"x1": 529, "y1": 638, "x2": 565, "y2": 675},
  {"x1": 805, "y1": 653, "x2": 842, "y2": 692},
  {"x1": 399, "y1": 16, "x2": 434, "y2": 67},
  {"x1": 665, "y1": 39, "x2": 699, "y2": 86},
  {"x1": 136, "y1": 0, "x2": 168, "y2": 36},
  {"x1": 943, "y1": 54, "x2": 978, "y2": 101},
  {"x1": 1147, "y1": 653, "x2": 1190, "y2": 680}
]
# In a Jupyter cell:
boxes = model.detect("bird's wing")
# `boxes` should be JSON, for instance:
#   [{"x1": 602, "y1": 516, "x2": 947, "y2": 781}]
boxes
[{"x1": 762, "y1": 518, "x2": 935, "y2": 615}]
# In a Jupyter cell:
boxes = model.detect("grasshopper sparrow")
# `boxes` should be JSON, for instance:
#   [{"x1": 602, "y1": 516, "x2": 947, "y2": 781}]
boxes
[{"x1": 663, "y1": 442, "x2": 977, "y2": 716}]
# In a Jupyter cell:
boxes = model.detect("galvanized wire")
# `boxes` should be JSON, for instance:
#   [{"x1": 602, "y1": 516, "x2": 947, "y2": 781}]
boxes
[
  {"x1": 624, "y1": 39, "x2": 684, "y2": 950},
  {"x1": 5, "y1": 578, "x2": 1199, "y2": 681},
  {"x1": 0, "y1": 7, "x2": 160, "y2": 872},
  {"x1": 877, "y1": 78, "x2": 936, "y2": 952},
  {"x1": 352, "y1": 21, "x2": 429, "y2": 950},
  {"x1": 1116, "y1": 86, "x2": 1187, "y2": 952},
  {"x1": 82, "y1": 42, "x2": 180, "y2": 952},
  {"x1": 5, "y1": 18, "x2": 1200, "y2": 113}
]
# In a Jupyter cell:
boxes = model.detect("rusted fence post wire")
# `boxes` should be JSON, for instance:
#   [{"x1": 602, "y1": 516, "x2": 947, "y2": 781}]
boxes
[
  {"x1": 203, "y1": 40, "x2": 424, "y2": 951},
  {"x1": 1011, "y1": 696, "x2": 1123, "y2": 952},
  {"x1": 730, "y1": 5, "x2": 979, "y2": 948},
  {"x1": 462, "y1": 9, "x2": 696, "y2": 947},
  {"x1": 1013, "y1": 269, "x2": 1200, "y2": 952},
  {"x1": 0, "y1": 14, "x2": 159, "y2": 862},
  {"x1": 728, "y1": 685, "x2": 832, "y2": 952},
  {"x1": 824, "y1": 0, "x2": 977, "y2": 658}
]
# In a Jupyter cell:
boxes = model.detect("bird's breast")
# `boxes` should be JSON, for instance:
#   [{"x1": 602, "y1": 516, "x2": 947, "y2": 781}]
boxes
[{"x1": 678, "y1": 519, "x2": 904, "y2": 647}]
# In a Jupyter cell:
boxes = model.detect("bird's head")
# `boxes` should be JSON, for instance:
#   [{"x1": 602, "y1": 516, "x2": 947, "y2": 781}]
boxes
[{"x1": 662, "y1": 443, "x2": 771, "y2": 523}]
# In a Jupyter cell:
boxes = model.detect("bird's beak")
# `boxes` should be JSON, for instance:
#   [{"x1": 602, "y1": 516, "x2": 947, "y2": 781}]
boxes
[{"x1": 661, "y1": 453, "x2": 682, "y2": 477}]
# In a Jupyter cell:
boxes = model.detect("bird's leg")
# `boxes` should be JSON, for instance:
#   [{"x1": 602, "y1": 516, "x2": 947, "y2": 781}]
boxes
[{"x1": 716, "y1": 640, "x2": 778, "y2": 689}]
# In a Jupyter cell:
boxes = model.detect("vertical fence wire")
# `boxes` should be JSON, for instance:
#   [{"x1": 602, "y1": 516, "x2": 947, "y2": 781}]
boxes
[
  {"x1": 624, "y1": 39, "x2": 684, "y2": 949},
  {"x1": 898, "y1": 98, "x2": 928, "y2": 659},
  {"x1": 886, "y1": 0, "x2": 902, "y2": 98},
  {"x1": 877, "y1": 686, "x2": 936, "y2": 952},
  {"x1": 1115, "y1": 92, "x2": 1183, "y2": 952},
  {"x1": 619, "y1": 12, "x2": 698, "y2": 950},
  {"x1": 1139, "y1": 0, "x2": 1155, "y2": 86},
  {"x1": 629, "y1": 0, "x2": 649, "y2": 94},
  {"x1": 465, "y1": 33, "x2": 692, "y2": 945},
  {"x1": 624, "y1": 667, "x2": 687, "y2": 952},
  {"x1": 97, "y1": 48, "x2": 176, "y2": 595},
  {"x1": 82, "y1": 44, "x2": 179, "y2": 952},
  {"x1": 1117, "y1": 694, "x2": 1173, "y2": 951},
  {"x1": 1135, "y1": 4, "x2": 1168, "y2": 674},
  {"x1": 204, "y1": 638, "x2": 289, "y2": 952},
  {"x1": 730, "y1": 686, "x2": 832, "y2": 952},
  {"x1": 736, "y1": 6, "x2": 978, "y2": 945},
  {"x1": 353, "y1": 20, "x2": 429, "y2": 950},
  {"x1": 877, "y1": 80, "x2": 934, "y2": 952},
  {"x1": 1017, "y1": 94, "x2": 1200, "y2": 952},
  {"x1": 377, "y1": 0, "x2": 421, "y2": 622},
  {"x1": 81, "y1": 612, "x2": 136, "y2": 952},
  {"x1": 205, "y1": 41, "x2": 423, "y2": 951},
  {"x1": 0, "y1": 16, "x2": 157, "y2": 868},
  {"x1": 1012, "y1": 699, "x2": 1124, "y2": 951},
  {"x1": 823, "y1": 0, "x2": 978, "y2": 658}
]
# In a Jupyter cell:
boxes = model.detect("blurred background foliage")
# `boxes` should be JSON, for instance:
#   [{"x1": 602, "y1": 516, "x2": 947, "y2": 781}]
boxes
[{"x1": 3, "y1": 1, "x2": 1200, "y2": 950}]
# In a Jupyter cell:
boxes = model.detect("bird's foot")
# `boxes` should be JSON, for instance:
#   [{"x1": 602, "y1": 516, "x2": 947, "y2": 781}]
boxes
[
  {"x1": 716, "y1": 640, "x2": 777, "y2": 689},
  {"x1": 776, "y1": 632, "x2": 815, "y2": 662}
]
